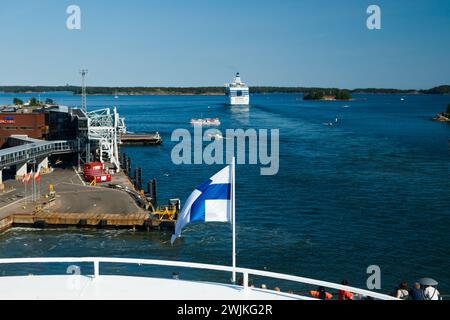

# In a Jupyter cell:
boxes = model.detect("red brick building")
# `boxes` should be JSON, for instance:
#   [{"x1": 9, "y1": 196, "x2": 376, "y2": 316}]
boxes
[{"x1": 0, "y1": 113, "x2": 48, "y2": 147}]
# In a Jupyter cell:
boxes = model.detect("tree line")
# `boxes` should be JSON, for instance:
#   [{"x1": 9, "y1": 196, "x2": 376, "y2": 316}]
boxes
[
  {"x1": 12, "y1": 97, "x2": 54, "y2": 106},
  {"x1": 0, "y1": 85, "x2": 449, "y2": 95}
]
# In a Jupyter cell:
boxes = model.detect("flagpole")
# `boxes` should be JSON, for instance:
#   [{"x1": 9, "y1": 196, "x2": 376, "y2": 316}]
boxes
[
  {"x1": 31, "y1": 172, "x2": 36, "y2": 203},
  {"x1": 33, "y1": 172, "x2": 35, "y2": 202},
  {"x1": 231, "y1": 156, "x2": 236, "y2": 284}
]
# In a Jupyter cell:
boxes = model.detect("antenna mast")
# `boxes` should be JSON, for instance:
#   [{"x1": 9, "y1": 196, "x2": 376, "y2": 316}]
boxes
[{"x1": 80, "y1": 69, "x2": 88, "y2": 112}]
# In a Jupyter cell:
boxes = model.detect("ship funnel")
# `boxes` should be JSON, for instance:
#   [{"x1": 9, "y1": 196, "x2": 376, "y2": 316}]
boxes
[{"x1": 234, "y1": 73, "x2": 242, "y2": 84}]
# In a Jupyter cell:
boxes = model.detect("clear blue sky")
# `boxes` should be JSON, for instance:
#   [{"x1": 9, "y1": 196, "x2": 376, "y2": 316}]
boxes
[{"x1": 0, "y1": 0, "x2": 449, "y2": 89}]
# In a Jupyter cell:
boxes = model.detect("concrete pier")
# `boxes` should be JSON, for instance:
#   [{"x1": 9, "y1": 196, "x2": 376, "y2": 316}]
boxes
[
  {"x1": 121, "y1": 133, "x2": 162, "y2": 145},
  {"x1": 0, "y1": 167, "x2": 175, "y2": 233}
]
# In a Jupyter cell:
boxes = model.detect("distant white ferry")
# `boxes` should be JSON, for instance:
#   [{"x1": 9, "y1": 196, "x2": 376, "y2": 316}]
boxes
[{"x1": 225, "y1": 73, "x2": 250, "y2": 106}]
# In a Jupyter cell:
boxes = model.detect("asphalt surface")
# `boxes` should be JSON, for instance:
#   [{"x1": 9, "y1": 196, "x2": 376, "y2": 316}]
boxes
[
  {"x1": 0, "y1": 167, "x2": 146, "y2": 218},
  {"x1": 53, "y1": 183, "x2": 145, "y2": 215}
]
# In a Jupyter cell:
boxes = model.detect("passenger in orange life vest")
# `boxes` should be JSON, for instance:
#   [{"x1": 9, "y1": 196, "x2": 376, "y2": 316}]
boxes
[
  {"x1": 310, "y1": 286, "x2": 333, "y2": 300},
  {"x1": 338, "y1": 280, "x2": 354, "y2": 300}
]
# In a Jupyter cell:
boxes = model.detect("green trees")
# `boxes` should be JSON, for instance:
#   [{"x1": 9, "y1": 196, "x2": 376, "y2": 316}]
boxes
[
  {"x1": 303, "y1": 90, "x2": 352, "y2": 101},
  {"x1": 447, "y1": 104, "x2": 450, "y2": 114},
  {"x1": 28, "y1": 97, "x2": 41, "y2": 106},
  {"x1": 12, "y1": 97, "x2": 44, "y2": 106},
  {"x1": 13, "y1": 97, "x2": 24, "y2": 105},
  {"x1": 335, "y1": 90, "x2": 352, "y2": 100},
  {"x1": 45, "y1": 98, "x2": 54, "y2": 105},
  {"x1": 425, "y1": 86, "x2": 450, "y2": 94},
  {"x1": 0, "y1": 85, "x2": 449, "y2": 95},
  {"x1": 304, "y1": 91, "x2": 324, "y2": 100}
]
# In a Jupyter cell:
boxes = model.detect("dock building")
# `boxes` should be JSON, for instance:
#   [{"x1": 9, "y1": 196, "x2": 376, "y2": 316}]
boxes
[{"x1": 0, "y1": 104, "x2": 125, "y2": 188}]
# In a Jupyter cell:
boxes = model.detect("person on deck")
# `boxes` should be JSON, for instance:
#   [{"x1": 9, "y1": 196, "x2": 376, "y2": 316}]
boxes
[
  {"x1": 310, "y1": 286, "x2": 333, "y2": 300},
  {"x1": 409, "y1": 283, "x2": 424, "y2": 301},
  {"x1": 338, "y1": 280, "x2": 354, "y2": 300},
  {"x1": 395, "y1": 282, "x2": 409, "y2": 300},
  {"x1": 423, "y1": 285, "x2": 441, "y2": 300}
]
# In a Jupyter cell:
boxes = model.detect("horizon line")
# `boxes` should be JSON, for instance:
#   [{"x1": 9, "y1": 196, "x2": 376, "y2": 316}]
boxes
[{"x1": 0, "y1": 84, "x2": 449, "y2": 91}]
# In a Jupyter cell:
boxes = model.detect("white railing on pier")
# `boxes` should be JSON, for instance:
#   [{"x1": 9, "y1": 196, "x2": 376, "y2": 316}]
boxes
[{"x1": 0, "y1": 257, "x2": 398, "y2": 300}]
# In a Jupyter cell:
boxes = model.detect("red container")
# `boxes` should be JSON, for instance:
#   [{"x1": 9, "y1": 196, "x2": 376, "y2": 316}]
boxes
[
  {"x1": 84, "y1": 169, "x2": 104, "y2": 176},
  {"x1": 83, "y1": 162, "x2": 111, "y2": 183},
  {"x1": 94, "y1": 174, "x2": 111, "y2": 183},
  {"x1": 84, "y1": 162, "x2": 104, "y2": 171},
  {"x1": 85, "y1": 174, "x2": 111, "y2": 183}
]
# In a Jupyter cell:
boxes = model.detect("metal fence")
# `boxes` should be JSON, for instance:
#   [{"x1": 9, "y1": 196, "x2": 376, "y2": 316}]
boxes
[{"x1": 0, "y1": 140, "x2": 77, "y2": 168}]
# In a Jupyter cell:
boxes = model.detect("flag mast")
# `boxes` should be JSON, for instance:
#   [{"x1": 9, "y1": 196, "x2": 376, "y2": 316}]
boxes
[
  {"x1": 24, "y1": 175, "x2": 27, "y2": 204},
  {"x1": 231, "y1": 156, "x2": 236, "y2": 284}
]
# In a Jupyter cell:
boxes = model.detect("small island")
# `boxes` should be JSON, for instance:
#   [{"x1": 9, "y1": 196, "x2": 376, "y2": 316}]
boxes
[
  {"x1": 303, "y1": 89, "x2": 352, "y2": 101},
  {"x1": 432, "y1": 104, "x2": 450, "y2": 122}
]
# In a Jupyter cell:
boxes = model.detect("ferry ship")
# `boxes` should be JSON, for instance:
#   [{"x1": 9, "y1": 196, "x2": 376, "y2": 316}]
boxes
[{"x1": 225, "y1": 73, "x2": 250, "y2": 106}]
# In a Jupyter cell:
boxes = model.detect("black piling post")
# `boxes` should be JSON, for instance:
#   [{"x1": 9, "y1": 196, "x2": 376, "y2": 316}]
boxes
[
  {"x1": 127, "y1": 157, "x2": 132, "y2": 176},
  {"x1": 147, "y1": 180, "x2": 154, "y2": 206},
  {"x1": 152, "y1": 179, "x2": 157, "y2": 207},
  {"x1": 147, "y1": 180, "x2": 152, "y2": 196},
  {"x1": 137, "y1": 167, "x2": 143, "y2": 190},
  {"x1": 121, "y1": 153, "x2": 126, "y2": 171},
  {"x1": 133, "y1": 168, "x2": 139, "y2": 188},
  {"x1": 123, "y1": 157, "x2": 128, "y2": 174}
]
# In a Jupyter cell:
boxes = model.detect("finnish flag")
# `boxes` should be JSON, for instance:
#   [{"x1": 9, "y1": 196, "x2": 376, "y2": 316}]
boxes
[{"x1": 171, "y1": 165, "x2": 233, "y2": 244}]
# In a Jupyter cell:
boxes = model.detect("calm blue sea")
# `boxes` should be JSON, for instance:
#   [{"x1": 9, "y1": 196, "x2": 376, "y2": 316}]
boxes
[{"x1": 0, "y1": 92, "x2": 449, "y2": 294}]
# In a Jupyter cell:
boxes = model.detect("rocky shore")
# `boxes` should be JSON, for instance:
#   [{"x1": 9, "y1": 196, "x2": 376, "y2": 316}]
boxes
[{"x1": 432, "y1": 113, "x2": 450, "y2": 122}]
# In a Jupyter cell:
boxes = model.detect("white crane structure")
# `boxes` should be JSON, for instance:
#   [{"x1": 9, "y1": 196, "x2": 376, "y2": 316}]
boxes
[{"x1": 86, "y1": 107, "x2": 126, "y2": 172}]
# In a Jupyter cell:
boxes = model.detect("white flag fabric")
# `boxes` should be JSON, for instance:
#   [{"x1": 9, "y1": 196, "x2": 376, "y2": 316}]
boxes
[{"x1": 171, "y1": 165, "x2": 232, "y2": 244}]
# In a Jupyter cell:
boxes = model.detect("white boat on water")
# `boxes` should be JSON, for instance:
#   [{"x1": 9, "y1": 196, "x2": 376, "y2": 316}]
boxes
[
  {"x1": 225, "y1": 73, "x2": 250, "y2": 106},
  {"x1": 190, "y1": 118, "x2": 221, "y2": 126},
  {"x1": 0, "y1": 257, "x2": 398, "y2": 300},
  {"x1": 206, "y1": 132, "x2": 224, "y2": 140}
]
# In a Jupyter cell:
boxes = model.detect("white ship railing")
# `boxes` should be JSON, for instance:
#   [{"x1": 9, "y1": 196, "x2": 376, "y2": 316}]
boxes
[{"x1": 0, "y1": 257, "x2": 398, "y2": 300}]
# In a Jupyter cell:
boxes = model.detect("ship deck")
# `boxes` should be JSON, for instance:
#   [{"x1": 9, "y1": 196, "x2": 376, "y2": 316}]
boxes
[{"x1": 0, "y1": 275, "x2": 306, "y2": 300}]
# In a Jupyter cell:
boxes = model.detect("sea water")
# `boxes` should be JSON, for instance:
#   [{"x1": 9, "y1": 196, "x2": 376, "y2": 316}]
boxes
[{"x1": 0, "y1": 92, "x2": 449, "y2": 295}]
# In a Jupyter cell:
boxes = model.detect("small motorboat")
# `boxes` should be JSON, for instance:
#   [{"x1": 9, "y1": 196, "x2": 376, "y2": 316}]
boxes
[
  {"x1": 190, "y1": 118, "x2": 221, "y2": 126},
  {"x1": 206, "y1": 132, "x2": 224, "y2": 140}
]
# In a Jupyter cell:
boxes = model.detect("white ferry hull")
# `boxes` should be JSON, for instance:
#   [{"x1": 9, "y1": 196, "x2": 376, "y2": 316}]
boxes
[
  {"x1": 229, "y1": 96, "x2": 250, "y2": 106},
  {"x1": 226, "y1": 73, "x2": 250, "y2": 106}
]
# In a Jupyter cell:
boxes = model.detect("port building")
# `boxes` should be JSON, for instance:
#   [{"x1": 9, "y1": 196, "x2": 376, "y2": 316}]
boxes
[
  {"x1": 0, "y1": 104, "x2": 125, "y2": 188},
  {"x1": 0, "y1": 110, "x2": 47, "y2": 147}
]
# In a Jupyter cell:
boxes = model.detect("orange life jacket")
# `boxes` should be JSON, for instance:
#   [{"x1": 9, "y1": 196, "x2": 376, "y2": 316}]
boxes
[
  {"x1": 310, "y1": 290, "x2": 333, "y2": 300},
  {"x1": 339, "y1": 290, "x2": 354, "y2": 300}
]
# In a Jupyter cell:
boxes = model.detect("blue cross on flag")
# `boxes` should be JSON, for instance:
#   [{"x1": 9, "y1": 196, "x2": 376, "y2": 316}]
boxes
[{"x1": 171, "y1": 164, "x2": 233, "y2": 244}]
